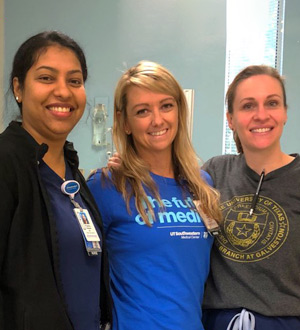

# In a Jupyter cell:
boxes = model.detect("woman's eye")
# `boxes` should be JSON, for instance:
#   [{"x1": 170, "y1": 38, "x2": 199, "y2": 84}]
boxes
[
  {"x1": 69, "y1": 79, "x2": 83, "y2": 87},
  {"x1": 268, "y1": 100, "x2": 279, "y2": 107},
  {"x1": 242, "y1": 103, "x2": 254, "y2": 110},
  {"x1": 161, "y1": 103, "x2": 174, "y2": 111},
  {"x1": 38, "y1": 76, "x2": 53, "y2": 83},
  {"x1": 136, "y1": 109, "x2": 149, "y2": 117}
]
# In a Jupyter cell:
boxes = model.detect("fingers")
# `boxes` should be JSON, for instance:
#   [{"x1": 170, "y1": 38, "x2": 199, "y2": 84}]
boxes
[{"x1": 107, "y1": 152, "x2": 121, "y2": 169}]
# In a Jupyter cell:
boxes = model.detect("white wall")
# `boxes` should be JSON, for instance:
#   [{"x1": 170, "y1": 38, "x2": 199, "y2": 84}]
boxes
[{"x1": 4, "y1": 0, "x2": 226, "y2": 174}]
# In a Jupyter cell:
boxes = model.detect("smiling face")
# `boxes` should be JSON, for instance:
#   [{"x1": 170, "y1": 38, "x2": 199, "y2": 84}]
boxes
[
  {"x1": 13, "y1": 45, "x2": 86, "y2": 144},
  {"x1": 124, "y1": 85, "x2": 178, "y2": 160},
  {"x1": 227, "y1": 74, "x2": 287, "y2": 155}
]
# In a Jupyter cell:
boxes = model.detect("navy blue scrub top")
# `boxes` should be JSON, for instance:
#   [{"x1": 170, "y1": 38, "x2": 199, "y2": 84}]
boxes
[{"x1": 39, "y1": 160, "x2": 102, "y2": 330}]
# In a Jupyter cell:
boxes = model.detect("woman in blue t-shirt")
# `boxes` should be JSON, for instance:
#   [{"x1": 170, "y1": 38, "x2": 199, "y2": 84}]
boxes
[{"x1": 88, "y1": 61, "x2": 222, "y2": 330}]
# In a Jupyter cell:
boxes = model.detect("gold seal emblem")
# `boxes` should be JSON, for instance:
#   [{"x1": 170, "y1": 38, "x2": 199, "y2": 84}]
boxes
[{"x1": 216, "y1": 195, "x2": 289, "y2": 262}]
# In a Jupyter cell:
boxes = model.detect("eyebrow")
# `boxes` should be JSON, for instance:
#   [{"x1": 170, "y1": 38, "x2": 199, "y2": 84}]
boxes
[
  {"x1": 36, "y1": 66, "x2": 82, "y2": 75},
  {"x1": 239, "y1": 94, "x2": 282, "y2": 103},
  {"x1": 266, "y1": 94, "x2": 281, "y2": 99},
  {"x1": 132, "y1": 97, "x2": 175, "y2": 109}
]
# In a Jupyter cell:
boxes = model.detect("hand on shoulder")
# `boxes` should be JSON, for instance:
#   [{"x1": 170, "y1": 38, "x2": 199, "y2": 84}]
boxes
[{"x1": 107, "y1": 152, "x2": 122, "y2": 169}]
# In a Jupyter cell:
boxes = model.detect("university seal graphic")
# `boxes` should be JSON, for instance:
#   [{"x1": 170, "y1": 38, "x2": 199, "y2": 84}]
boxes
[{"x1": 216, "y1": 194, "x2": 289, "y2": 262}]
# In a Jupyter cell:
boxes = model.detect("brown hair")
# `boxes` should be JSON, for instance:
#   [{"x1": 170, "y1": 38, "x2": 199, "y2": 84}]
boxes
[
  {"x1": 226, "y1": 65, "x2": 287, "y2": 153},
  {"x1": 10, "y1": 30, "x2": 87, "y2": 114}
]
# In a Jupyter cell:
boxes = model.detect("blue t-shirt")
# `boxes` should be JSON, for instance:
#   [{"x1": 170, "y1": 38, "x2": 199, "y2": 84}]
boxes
[
  {"x1": 40, "y1": 161, "x2": 102, "y2": 330},
  {"x1": 87, "y1": 170, "x2": 213, "y2": 330}
]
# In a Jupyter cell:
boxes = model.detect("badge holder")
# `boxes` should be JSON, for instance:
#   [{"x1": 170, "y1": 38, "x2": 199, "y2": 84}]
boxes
[
  {"x1": 193, "y1": 199, "x2": 220, "y2": 236},
  {"x1": 61, "y1": 180, "x2": 101, "y2": 256}
]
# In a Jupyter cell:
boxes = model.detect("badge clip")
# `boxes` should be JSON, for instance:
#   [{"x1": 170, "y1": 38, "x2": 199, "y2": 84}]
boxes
[
  {"x1": 61, "y1": 180, "x2": 101, "y2": 256},
  {"x1": 193, "y1": 200, "x2": 220, "y2": 236}
]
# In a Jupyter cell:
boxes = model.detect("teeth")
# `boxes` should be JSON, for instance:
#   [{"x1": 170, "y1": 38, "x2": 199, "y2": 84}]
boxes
[
  {"x1": 251, "y1": 128, "x2": 271, "y2": 133},
  {"x1": 49, "y1": 106, "x2": 71, "y2": 113},
  {"x1": 150, "y1": 129, "x2": 167, "y2": 136}
]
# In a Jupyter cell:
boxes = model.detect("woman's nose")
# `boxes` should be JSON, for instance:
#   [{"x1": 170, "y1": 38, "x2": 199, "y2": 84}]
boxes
[
  {"x1": 254, "y1": 104, "x2": 270, "y2": 121},
  {"x1": 151, "y1": 108, "x2": 163, "y2": 126},
  {"x1": 53, "y1": 79, "x2": 72, "y2": 99}
]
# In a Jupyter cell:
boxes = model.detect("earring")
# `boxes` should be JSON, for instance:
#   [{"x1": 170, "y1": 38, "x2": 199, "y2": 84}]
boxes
[
  {"x1": 125, "y1": 130, "x2": 131, "y2": 135},
  {"x1": 16, "y1": 96, "x2": 19, "y2": 102}
]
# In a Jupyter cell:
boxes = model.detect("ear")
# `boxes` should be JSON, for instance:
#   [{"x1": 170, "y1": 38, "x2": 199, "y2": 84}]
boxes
[
  {"x1": 119, "y1": 112, "x2": 131, "y2": 135},
  {"x1": 13, "y1": 77, "x2": 22, "y2": 103},
  {"x1": 124, "y1": 122, "x2": 131, "y2": 135},
  {"x1": 226, "y1": 112, "x2": 234, "y2": 130},
  {"x1": 284, "y1": 106, "x2": 288, "y2": 125},
  {"x1": 117, "y1": 110, "x2": 131, "y2": 135}
]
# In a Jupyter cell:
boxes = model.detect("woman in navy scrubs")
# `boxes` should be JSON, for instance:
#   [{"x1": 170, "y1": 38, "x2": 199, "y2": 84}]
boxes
[{"x1": 0, "y1": 31, "x2": 112, "y2": 330}]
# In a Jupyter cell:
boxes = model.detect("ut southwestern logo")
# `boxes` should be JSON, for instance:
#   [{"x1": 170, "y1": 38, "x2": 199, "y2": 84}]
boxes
[{"x1": 135, "y1": 196, "x2": 203, "y2": 226}]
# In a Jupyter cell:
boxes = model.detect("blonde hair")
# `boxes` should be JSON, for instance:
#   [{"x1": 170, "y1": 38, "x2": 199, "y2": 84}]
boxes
[{"x1": 105, "y1": 60, "x2": 221, "y2": 226}]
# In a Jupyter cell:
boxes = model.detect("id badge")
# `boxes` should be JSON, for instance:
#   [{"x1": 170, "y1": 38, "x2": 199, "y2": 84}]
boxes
[
  {"x1": 74, "y1": 208, "x2": 100, "y2": 241},
  {"x1": 193, "y1": 200, "x2": 220, "y2": 236},
  {"x1": 74, "y1": 208, "x2": 102, "y2": 256}
]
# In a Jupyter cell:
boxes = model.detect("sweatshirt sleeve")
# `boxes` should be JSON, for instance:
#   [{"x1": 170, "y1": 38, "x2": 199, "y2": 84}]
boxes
[
  {"x1": 0, "y1": 156, "x2": 16, "y2": 271},
  {"x1": 0, "y1": 155, "x2": 16, "y2": 325}
]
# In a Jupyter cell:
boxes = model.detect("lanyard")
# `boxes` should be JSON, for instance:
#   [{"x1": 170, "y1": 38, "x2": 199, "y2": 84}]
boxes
[
  {"x1": 61, "y1": 180, "x2": 101, "y2": 256},
  {"x1": 193, "y1": 199, "x2": 220, "y2": 236},
  {"x1": 188, "y1": 182, "x2": 220, "y2": 236}
]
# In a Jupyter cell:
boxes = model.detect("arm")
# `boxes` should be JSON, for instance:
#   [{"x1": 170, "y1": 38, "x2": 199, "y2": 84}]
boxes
[
  {"x1": 87, "y1": 169, "x2": 114, "y2": 233},
  {"x1": 0, "y1": 158, "x2": 16, "y2": 271},
  {"x1": 0, "y1": 159, "x2": 16, "y2": 326}
]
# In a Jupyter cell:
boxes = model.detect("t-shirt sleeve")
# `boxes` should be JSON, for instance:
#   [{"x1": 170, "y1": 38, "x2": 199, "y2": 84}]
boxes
[
  {"x1": 200, "y1": 169, "x2": 214, "y2": 187},
  {"x1": 202, "y1": 158, "x2": 213, "y2": 172},
  {"x1": 202, "y1": 157, "x2": 218, "y2": 183},
  {"x1": 87, "y1": 170, "x2": 113, "y2": 233}
]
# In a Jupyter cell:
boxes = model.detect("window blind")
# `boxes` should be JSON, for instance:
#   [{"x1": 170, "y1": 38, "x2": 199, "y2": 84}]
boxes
[{"x1": 223, "y1": 0, "x2": 285, "y2": 154}]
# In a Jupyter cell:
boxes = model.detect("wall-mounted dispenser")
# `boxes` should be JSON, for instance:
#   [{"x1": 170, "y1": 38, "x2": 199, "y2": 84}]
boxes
[
  {"x1": 106, "y1": 127, "x2": 114, "y2": 159},
  {"x1": 92, "y1": 104, "x2": 108, "y2": 146}
]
